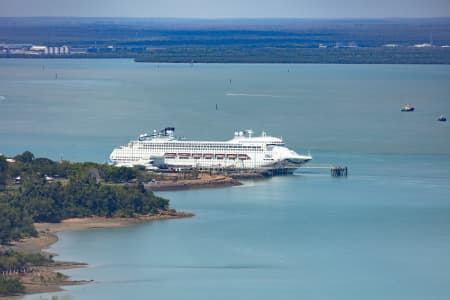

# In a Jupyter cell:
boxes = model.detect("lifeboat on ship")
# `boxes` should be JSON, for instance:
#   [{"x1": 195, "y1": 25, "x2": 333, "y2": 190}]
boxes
[
  {"x1": 238, "y1": 154, "x2": 249, "y2": 160},
  {"x1": 164, "y1": 153, "x2": 177, "y2": 159},
  {"x1": 227, "y1": 154, "x2": 237, "y2": 160},
  {"x1": 203, "y1": 153, "x2": 214, "y2": 159},
  {"x1": 178, "y1": 153, "x2": 191, "y2": 159}
]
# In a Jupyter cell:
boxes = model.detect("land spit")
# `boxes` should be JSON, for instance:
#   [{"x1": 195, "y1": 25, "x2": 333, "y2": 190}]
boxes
[{"x1": 1, "y1": 212, "x2": 193, "y2": 298}]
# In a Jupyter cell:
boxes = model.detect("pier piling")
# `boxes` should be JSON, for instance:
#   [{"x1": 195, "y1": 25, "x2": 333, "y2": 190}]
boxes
[{"x1": 331, "y1": 166, "x2": 348, "y2": 177}]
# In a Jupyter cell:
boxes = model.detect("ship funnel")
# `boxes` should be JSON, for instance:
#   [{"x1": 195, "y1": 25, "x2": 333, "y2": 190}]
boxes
[{"x1": 164, "y1": 127, "x2": 175, "y2": 137}]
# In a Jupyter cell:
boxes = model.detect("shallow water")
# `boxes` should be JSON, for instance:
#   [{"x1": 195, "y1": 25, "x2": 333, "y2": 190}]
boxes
[
  {"x1": 28, "y1": 152, "x2": 450, "y2": 300},
  {"x1": 1, "y1": 59, "x2": 449, "y2": 300}
]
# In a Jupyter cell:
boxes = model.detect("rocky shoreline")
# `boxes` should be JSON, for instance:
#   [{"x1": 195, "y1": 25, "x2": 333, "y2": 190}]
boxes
[{"x1": 144, "y1": 173, "x2": 242, "y2": 191}]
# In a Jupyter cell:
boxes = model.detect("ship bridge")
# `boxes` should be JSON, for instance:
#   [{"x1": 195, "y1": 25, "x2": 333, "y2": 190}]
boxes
[{"x1": 229, "y1": 130, "x2": 285, "y2": 146}]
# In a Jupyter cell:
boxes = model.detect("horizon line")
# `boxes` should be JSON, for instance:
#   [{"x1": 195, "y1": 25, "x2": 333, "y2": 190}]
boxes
[{"x1": 1, "y1": 16, "x2": 450, "y2": 20}]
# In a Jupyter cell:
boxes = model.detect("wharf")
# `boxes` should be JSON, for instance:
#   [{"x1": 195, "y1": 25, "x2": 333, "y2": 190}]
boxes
[{"x1": 299, "y1": 165, "x2": 349, "y2": 177}]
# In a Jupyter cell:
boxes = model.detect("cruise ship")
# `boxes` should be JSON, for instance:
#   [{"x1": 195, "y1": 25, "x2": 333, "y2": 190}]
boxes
[{"x1": 109, "y1": 127, "x2": 312, "y2": 172}]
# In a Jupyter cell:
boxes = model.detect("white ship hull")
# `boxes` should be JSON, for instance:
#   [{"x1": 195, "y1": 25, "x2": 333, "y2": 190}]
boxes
[
  {"x1": 110, "y1": 128, "x2": 311, "y2": 171},
  {"x1": 146, "y1": 153, "x2": 309, "y2": 170}
]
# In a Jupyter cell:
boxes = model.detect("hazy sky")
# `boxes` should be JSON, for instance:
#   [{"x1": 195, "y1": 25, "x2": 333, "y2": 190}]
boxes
[{"x1": 0, "y1": 0, "x2": 449, "y2": 18}]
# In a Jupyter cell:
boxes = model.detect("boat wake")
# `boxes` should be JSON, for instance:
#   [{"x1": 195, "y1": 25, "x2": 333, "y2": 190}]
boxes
[{"x1": 226, "y1": 93, "x2": 290, "y2": 98}]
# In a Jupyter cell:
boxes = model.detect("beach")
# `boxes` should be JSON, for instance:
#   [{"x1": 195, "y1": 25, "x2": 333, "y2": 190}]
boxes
[{"x1": 2, "y1": 212, "x2": 193, "y2": 298}]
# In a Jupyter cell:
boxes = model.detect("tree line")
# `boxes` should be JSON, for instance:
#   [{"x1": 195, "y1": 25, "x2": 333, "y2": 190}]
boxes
[
  {"x1": 0, "y1": 250, "x2": 53, "y2": 296},
  {"x1": 0, "y1": 152, "x2": 170, "y2": 244},
  {"x1": 2, "y1": 151, "x2": 138, "y2": 185},
  {"x1": 0, "y1": 250, "x2": 52, "y2": 273},
  {"x1": 1, "y1": 151, "x2": 173, "y2": 295}
]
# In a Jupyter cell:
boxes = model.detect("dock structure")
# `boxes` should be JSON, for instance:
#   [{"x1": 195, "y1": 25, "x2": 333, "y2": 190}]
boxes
[
  {"x1": 330, "y1": 166, "x2": 348, "y2": 177},
  {"x1": 173, "y1": 166, "x2": 294, "y2": 178},
  {"x1": 298, "y1": 165, "x2": 348, "y2": 177},
  {"x1": 184, "y1": 164, "x2": 349, "y2": 178}
]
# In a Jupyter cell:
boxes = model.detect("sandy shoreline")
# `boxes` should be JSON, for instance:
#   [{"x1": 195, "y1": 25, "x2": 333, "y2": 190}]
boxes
[
  {"x1": 1, "y1": 172, "x2": 232, "y2": 298},
  {"x1": 35, "y1": 212, "x2": 194, "y2": 234},
  {"x1": 1, "y1": 212, "x2": 193, "y2": 298}
]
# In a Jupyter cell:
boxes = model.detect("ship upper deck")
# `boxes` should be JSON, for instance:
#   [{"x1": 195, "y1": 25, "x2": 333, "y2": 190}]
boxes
[{"x1": 132, "y1": 128, "x2": 285, "y2": 147}]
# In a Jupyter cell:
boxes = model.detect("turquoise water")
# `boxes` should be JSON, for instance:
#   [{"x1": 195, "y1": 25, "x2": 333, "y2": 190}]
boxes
[
  {"x1": 1, "y1": 59, "x2": 449, "y2": 299},
  {"x1": 25, "y1": 153, "x2": 450, "y2": 300},
  {"x1": 1, "y1": 60, "x2": 449, "y2": 159}
]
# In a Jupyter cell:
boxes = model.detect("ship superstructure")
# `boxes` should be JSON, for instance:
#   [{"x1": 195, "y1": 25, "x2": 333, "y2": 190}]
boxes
[{"x1": 110, "y1": 127, "x2": 311, "y2": 172}]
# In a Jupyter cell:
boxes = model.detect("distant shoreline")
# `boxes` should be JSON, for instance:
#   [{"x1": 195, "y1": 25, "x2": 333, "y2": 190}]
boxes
[
  {"x1": 3, "y1": 212, "x2": 194, "y2": 298},
  {"x1": 1, "y1": 17, "x2": 449, "y2": 64},
  {"x1": 1, "y1": 47, "x2": 450, "y2": 65}
]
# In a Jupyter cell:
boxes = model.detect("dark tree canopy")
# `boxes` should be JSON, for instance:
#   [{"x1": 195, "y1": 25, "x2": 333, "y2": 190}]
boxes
[
  {"x1": 0, "y1": 277, "x2": 25, "y2": 296},
  {"x1": 14, "y1": 151, "x2": 34, "y2": 164},
  {"x1": 0, "y1": 152, "x2": 171, "y2": 245},
  {"x1": 0, "y1": 156, "x2": 7, "y2": 189}
]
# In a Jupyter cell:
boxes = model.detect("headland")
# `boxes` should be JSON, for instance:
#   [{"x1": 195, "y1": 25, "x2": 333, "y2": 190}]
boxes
[{"x1": 0, "y1": 152, "x2": 197, "y2": 298}]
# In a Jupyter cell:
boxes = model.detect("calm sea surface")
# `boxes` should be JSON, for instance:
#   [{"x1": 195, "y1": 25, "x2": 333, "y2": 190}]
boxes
[{"x1": 1, "y1": 59, "x2": 449, "y2": 300}]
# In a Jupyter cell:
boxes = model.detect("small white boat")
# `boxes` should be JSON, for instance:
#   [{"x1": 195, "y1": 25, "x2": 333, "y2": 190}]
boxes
[
  {"x1": 401, "y1": 104, "x2": 414, "y2": 112},
  {"x1": 437, "y1": 115, "x2": 447, "y2": 122}
]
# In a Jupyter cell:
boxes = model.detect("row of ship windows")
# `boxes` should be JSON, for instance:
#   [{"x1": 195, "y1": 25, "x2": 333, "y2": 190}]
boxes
[
  {"x1": 134, "y1": 144, "x2": 263, "y2": 150},
  {"x1": 131, "y1": 149, "x2": 263, "y2": 153},
  {"x1": 167, "y1": 157, "x2": 251, "y2": 160},
  {"x1": 113, "y1": 158, "x2": 140, "y2": 161},
  {"x1": 112, "y1": 154, "x2": 252, "y2": 160},
  {"x1": 112, "y1": 157, "x2": 251, "y2": 161}
]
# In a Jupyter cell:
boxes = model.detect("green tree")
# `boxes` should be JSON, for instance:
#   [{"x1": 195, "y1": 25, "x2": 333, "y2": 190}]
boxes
[
  {"x1": 0, "y1": 277, "x2": 25, "y2": 296},
  {"x1": 0, "y1": 156, "x2": 7, "y2": 190},
  {"x1": 0, "y1": 201, "x2": 37, "y2": 244},
  {"x1": 31, "y1": 158, "x2": 58, "y2": 176},
  {"x1": 14, "y1": 151, "x2": 34, "y2": 164},
  {"x1": 1, "y1": 154, "x2": 172, "y2": 245}
]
